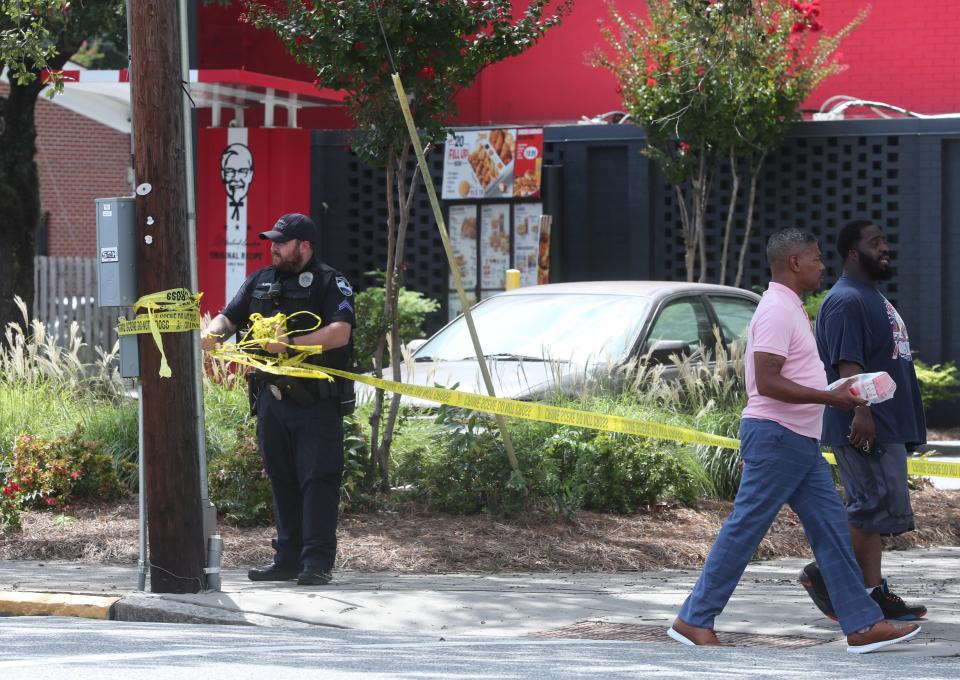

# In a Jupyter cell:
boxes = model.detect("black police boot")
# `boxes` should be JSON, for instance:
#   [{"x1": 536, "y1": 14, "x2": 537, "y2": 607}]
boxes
[
  {"x1": 799, "y1": 561, "x2": 837, "y2": 620},
  {"x1": 297, "y1": 568, "x2": 333, "y2": 586},
  {"x1": 248, "y1": 563, "x2": 299, "y2": 582}
]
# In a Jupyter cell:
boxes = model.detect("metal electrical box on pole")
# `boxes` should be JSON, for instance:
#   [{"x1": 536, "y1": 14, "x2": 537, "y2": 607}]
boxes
[
  {"x1": 95, "y1": 196, "x2": 140, "y2": 378},
  {"x1": 95, "y1": 197, "x2": 137, "y2": 306}
]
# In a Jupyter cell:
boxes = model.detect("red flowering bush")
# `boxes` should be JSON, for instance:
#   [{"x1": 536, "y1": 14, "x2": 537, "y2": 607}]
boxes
[
  {"x1": 594, "y1": 0, "x2": 865, "y2": 284},
  {"x1": 0, "y1": 476, "x2": 21, "y2": 533},
  {"x1": 4, "y1": 429, "x2": 126, "y2": 511}
]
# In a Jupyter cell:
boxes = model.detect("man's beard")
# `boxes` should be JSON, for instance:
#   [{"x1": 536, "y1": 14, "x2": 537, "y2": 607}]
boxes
[
  {"x1": 857, "y1": 248, "x2": 894, "y2": 281},
  {"x1": 273, "y1": 249, "x2": 305, "y2": 273}
]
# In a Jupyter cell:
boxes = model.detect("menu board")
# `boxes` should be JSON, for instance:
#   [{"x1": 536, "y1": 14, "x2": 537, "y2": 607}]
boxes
[
  {"x1": 447, "y1": 205, "x2": 477, "y2": 289},
  {"x1": 480, "y1": 204, "x2": 511, "y2": 289},
  {"x1": 513, "y1": 129, "x2": 543, "y2": 199},
  {"x1": 442, "y1": 128, "x2": 544, "y2": 200},
  {"x1": 513, "y1": 203, "x2": 542, "y2": 287}
]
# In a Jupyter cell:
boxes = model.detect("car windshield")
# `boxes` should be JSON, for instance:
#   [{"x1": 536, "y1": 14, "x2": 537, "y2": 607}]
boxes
[{"x1": 415, "y1": 293, "x2": 651, "y2": 365}]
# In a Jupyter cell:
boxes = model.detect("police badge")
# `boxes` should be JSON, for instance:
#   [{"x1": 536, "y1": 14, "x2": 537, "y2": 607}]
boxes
[{"x1": 299, "y1": 271, "x2": 314, "y2": 288}]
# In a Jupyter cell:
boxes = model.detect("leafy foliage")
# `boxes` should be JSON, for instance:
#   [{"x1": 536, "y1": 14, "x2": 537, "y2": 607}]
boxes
[
  {"x1": 2, "y1": 428, "x2": 126, "y2": 513},
  {"x1": 803, "y1": 289, "x2": 829, "y2": 321},
  {"x1": 914, "y1": 360, "x2": 959, "y2": 408},
  {"x1": 595, "y1": 0, "x2": 862, "y2": 180},
  {"x1": 245, "y1": 0, "x2": 573, "y2": 167},
  {"x1": 0, "y1": 0, "x2": 69, "y2": 91},
  {"x1": 593, "y1": 0, "x2": 865, "y2": 282},
  {"x1": 353, "y1": 283, "x2": 440, "y2": 372},
  {"x1": 207, "y1": 430, "x2": 273, "y2": 527}
]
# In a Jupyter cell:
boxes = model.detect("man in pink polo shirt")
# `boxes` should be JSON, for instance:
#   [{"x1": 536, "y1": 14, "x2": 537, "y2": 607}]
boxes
[{"x1": 668, "y1": 229, "x2": 920, "y2": 654}]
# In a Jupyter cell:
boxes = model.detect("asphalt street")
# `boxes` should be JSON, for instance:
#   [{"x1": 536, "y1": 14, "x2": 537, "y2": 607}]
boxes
[{"x1": 1, "y1": 617, "x2": 958, "y2": 680}]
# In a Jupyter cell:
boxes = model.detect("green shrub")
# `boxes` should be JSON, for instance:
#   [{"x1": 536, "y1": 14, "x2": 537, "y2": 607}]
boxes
[
  {"x1": 78, "y1": 402, "x2": 138, "y2": 490},
  {"x1": 3, "y1": 428, "x2": 126, "y2": 511},
  {"x1": 803, "y1": 289, "x2": 829, "y2": 321},
  {"x1": 207, "y1": 430, "x2": 273, "y2": 527},
  {"x1": 0, "y1": 468, "x2": 22, "y2": 533},
  {"x1": 573, "y1": 432, "x2": 700, "y2": 513},
  {"x1": 914, "y1": 360, "x2": 959, "y2": 408},
  {"x1": 207, "y1": 415, "x2": 380, "y2": 525},
  {"x1": 340, "y1": 416, "x2": 377, "y2": 512},
  {"x1": 396, "y1": 404, "x2": 703, "y2": 516},
  {"x1": 691, "y1": 404, "x2": 743, "y2": 500},
  {"x1": 354, "y1": 284, "x2": 440, "y2": 372},
  {"x1": 399, "y1": 413, "x2": 516, "y2": 515}
]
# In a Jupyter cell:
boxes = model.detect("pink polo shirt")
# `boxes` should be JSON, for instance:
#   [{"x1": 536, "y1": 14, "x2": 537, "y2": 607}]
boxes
[{"x1": 742, "y1": 282, "x2": 828, "y2": 438}]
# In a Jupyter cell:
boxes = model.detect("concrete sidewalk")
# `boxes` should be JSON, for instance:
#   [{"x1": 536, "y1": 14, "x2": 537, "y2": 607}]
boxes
[{"x1": 1, "y1": 548, "x2": 958, "y2": 657}]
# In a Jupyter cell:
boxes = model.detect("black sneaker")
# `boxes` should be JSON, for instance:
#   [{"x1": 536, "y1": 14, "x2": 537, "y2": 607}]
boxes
[
  {"x1": 297, "y1": 568, "x2": 333, "y2": 586},
  {"x1": 248, "y1": 563, "x2": 299, "y2": 582},
  {"x1": 799, "y1": 561, "x2": 838, "y2": 621},
  {"x1": 870, "y1": 579, "x2": 927, "y2": 621}
]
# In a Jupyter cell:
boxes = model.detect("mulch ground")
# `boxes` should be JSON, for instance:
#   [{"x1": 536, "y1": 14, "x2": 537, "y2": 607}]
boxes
[{"x1": 3, "y1": 485, "x2": 958, "y2": 573}]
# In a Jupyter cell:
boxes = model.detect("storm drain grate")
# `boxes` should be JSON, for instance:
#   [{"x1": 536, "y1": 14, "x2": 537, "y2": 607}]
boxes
[{"x1": 530, "y1": 621, "x2": 835, "y2": 649}]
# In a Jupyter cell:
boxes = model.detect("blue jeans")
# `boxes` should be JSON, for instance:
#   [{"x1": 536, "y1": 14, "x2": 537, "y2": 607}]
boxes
[{"x1": 678, "y1": 418, "x2": 882, "y2": 635}]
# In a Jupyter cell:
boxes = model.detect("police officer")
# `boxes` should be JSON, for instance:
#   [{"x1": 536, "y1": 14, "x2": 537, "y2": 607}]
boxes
[{"x1": 201, "y1": 212, "x2": 355, "y2": 586}]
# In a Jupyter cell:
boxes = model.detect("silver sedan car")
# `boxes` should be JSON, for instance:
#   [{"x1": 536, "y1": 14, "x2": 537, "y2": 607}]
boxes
[{"x1": 387, "y1": 281, "x2": 760, "y2": 402}]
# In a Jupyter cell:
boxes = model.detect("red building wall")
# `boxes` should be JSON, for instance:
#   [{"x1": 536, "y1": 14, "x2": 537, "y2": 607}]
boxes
[
  {"x1": 199, "y1": 1, "x2": 960, "y2": 126},
  {"x1": 0, "y1": 84, "x2": 130, "y2": 258}
]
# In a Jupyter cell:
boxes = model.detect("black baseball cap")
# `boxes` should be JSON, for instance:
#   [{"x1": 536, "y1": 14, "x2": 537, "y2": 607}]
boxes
[{"x1": 259, "y1": 213, "x2": 318, "y2": 244}]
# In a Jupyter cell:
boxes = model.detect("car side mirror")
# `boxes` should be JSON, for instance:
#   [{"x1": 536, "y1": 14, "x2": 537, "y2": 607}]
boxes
[
  {"x1": 407, "y1": 338, "x2": 427, "y2": 354},
  {"x1": 647, "y1": 339, "x2": 691, "y2": 365}
]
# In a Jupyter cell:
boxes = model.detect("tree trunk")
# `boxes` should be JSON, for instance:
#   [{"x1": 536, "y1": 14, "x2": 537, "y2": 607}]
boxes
[
  {"x1": 734, "y1": 153, "x2": 766, "y2": 288},
  {"x1": 0, "y1": 80, "x2": 43, "y2": 336},
  {"x1": 369, "y1": 157, "x2": 398, "y2": 488},
  {"x1": 129, "y1": 0, "x2": 206, "y2": 594},
  {"x1": 693, "y1": 153, "x2": 712, "y2": 283},
  {"x1": 369, "y1": 144, "x2": 422, "y2": 491},
  {"x1": 719, "y1": 149, "x2": 740, "y2": 285},
  {"x1": 675, "y1": 185, "x2": 695, "y2": 283}
]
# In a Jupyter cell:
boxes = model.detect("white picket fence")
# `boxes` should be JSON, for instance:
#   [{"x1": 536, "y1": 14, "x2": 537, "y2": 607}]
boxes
[{"x1": 32, "y1": 256, "x2": 120, "y2": 360}]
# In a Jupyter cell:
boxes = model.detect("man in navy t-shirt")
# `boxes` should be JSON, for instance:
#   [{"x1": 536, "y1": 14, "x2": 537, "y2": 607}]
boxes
[{"x1": 804, "y1": 219, "x2": 927, "y2": 622}]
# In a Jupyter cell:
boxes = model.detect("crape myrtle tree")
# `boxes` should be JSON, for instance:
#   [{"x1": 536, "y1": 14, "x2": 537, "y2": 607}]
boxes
[
  {"x1": 245, "y1": 0, "x2": 573, "y2": 488},
  {"x1": 594, "y1": 0, "x2": 864, "y2": 284},
  {"x1": 0, "y1": 0, "x2": 126, "y2": 336}
]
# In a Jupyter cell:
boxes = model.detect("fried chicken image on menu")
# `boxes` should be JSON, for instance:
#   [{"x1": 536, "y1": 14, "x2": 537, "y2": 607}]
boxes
[
  {"x1": 468, "y1": 144, "x2": 497, "y2": 189},
  {"x1": 490, "y1": 129, "x2": 514, "y2": 165}
]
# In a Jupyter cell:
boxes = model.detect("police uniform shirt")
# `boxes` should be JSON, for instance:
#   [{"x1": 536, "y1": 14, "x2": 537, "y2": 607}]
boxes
[{"x1": 220, "y1": 257, "x2": 356, "y2": 371}]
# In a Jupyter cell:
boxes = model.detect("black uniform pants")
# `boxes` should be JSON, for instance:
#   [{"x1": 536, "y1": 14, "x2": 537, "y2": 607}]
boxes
[{"x1": 255, "y1": 388, "x2": 344, "y2": 572}]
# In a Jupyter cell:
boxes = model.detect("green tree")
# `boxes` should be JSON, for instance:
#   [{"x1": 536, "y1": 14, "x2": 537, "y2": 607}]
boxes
[
  {"x1": 594, "y1": 0, "x2": 864, "y2": 284},
  {"x1": 246, "y1": 0, "x2": 572, "y2": 488},
  {"x1": 0, "y1": 0, "x2": 126, "y2": 336}
]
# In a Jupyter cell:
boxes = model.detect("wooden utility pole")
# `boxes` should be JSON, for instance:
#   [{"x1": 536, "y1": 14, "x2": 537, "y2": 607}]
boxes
[{"x1": 129, "y1": 0, "x2": 206, "y2": 593}]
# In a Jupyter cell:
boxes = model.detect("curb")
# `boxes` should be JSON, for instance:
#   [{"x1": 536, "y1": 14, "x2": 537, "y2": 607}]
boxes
[
  {"x1": 111, "y1": 593, "x2": 313, "y2": 627},
  {"x1": 0, "y1": 591, "x2": 315, "y2": 627},
  {"x1": 0, "y1": 592, "x2": 118, "y2": 619}
]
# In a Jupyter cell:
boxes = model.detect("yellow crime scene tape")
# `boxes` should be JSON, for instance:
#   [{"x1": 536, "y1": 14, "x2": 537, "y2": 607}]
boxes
[
  {"x1": 116, "y1": 288, "x2": 202, "y2": 378},
  {"x1": 124, "y1": 294, "x2": 960, "y2": 480}
]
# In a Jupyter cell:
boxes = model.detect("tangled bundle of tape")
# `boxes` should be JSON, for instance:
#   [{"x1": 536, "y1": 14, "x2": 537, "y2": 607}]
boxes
[{"x1": 210, "y1": 310, "x2": 334, "y2": 382}]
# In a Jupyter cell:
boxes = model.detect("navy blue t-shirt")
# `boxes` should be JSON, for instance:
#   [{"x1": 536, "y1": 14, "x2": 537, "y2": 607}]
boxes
[{"x1": 815, "y1": 275, "x2": 926, "y2": 448}]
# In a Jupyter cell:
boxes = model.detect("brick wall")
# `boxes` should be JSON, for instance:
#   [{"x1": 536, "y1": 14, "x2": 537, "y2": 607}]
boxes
[
  {"x1": 33, "y1": 97, "x2": 131, "y2": 257},
  {"x1": 0, "y1": 83, "x2": 132, "y2": 258}
]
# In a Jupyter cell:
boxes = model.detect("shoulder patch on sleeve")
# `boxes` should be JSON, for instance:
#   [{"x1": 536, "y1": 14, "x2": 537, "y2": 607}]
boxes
[{"x1": 335, "y1": 276, "x2": 353, "y2": 297}]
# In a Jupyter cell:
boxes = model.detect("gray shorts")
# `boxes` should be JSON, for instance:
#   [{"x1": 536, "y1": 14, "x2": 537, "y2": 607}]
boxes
[{"x1": 834, "y1": 442, "x2": 915, "y2": 536}]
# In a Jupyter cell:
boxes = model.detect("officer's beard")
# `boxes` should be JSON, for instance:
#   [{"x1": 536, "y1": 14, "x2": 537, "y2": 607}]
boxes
[{"x1": 273, "y1": 248, "x2": 307, "y2": 273}]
